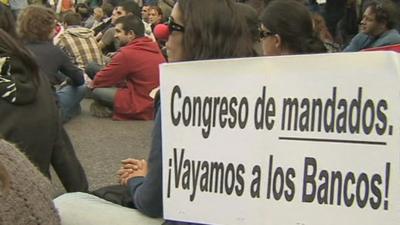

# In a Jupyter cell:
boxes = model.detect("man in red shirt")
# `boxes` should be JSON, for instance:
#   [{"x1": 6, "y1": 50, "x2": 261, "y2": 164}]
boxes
[{"x1": 91, "y1": 15, "x2": 165, "y2": 120}]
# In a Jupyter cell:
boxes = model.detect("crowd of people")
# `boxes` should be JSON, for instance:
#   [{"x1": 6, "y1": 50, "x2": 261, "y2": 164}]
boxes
[{"x1": 1, "y1": 0, "x2": 400, "y2": 224}]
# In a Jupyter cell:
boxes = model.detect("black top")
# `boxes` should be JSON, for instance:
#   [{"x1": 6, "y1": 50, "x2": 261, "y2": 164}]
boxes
[{"x1": 26, "y1": 41, "x2": 84, "y2": 86}]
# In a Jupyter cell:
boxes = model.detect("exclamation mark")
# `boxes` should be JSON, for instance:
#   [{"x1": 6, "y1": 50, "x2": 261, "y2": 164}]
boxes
[
  {"x1": 167, "y1": 158, "x2": 172, "y2": 198},
  {"x1": 384, "y1": 163, "x2": 390, "y2": 210}
]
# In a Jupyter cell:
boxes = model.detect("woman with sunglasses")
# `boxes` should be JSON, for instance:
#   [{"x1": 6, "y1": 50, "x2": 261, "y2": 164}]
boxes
[
  {"x1": 54, "y1": 0, "x2": 255, "y2": 224},
  {"x1": 259, "y1": 0, "x2": 326, "y2": 56}
]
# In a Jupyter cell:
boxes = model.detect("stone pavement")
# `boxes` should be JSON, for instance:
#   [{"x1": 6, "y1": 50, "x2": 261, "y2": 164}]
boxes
[{"x1": 52, "y1": 99, "x2": 154, "y2": 195}]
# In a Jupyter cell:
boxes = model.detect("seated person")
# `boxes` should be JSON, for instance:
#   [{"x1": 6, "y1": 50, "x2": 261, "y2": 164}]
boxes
[
  {"x1": 98, "y1": 1, "x2": 142, "y2": 54},
  {"x1": 56, "y1": 12, "x2": 104, "y2": 71},
  {"x1": 343, "y1": 0, "x2": 400, "y2": 52},
  {"x1": 89, "y1": 15, "x2": 165, "y2": 120},
  {"x1": 17, "y1": 5, "x2": 86, "y2": 123}
]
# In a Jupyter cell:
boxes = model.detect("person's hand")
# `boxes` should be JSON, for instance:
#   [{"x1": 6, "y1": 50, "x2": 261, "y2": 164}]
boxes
[
  {"x1": 86, "y1": 79, "x2": 94, "y2": 89},
  {"x1": 118, "y1": 159, "x2": 148, "y2": 186},
  {"x1": 117, "y1": 158, "x2": 140, "y2": 179}
]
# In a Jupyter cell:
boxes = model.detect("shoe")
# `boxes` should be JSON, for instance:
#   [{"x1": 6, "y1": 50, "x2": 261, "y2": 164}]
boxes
[{"x1": 90, "y1": 101, "x2": 113, "y2": 118}]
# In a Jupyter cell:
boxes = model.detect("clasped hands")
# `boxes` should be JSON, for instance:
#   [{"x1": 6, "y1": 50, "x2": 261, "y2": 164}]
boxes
[{"x1": 117, "y1": 158, "x2": 148, "y2": 186}]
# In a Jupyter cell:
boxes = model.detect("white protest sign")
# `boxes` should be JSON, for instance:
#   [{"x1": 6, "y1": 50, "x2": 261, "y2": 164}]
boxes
[{"x1": 160, "y1": 52, "x2": 400, "y2": 225}]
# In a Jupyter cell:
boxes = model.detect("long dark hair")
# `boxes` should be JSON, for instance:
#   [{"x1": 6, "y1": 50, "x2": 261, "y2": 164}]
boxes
[
  {"x1": 0, "y1": 29, "x2": 40, "y2": 85},
  {"x1": 0, "y1": 3, "x2": 17, "y2": 39},
  {"x1": 178, "y1": 0, "x2": 256, "y2": 60},
  {"x1": 261, "y1": 0, "x2": 326, "y2": 54}
]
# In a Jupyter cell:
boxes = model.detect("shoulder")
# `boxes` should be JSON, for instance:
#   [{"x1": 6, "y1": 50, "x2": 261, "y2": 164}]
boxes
[
  {"x1": 351, "y1": 32, "x2": 369, "y2": 43},
  {"x1": 381, "y1": 29, "x2": 400, "y2": 42}
]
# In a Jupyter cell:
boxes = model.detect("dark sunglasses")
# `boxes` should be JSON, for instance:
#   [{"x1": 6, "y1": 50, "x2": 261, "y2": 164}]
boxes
[
  {"x1": 168, "y1": 16, "x2": 184, "y2": 33},
  {"x1": 259, "y1": 29, "x2": 276, "y2": 39}
]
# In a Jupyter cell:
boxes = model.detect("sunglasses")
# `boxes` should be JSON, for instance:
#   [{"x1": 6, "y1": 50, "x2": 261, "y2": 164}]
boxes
[
  {"x1": 168, "y1": 16, "x2": 184, "y2": 33},
  {"x1": 259, "y1": 30, "x2": 276, "y2": 39}
]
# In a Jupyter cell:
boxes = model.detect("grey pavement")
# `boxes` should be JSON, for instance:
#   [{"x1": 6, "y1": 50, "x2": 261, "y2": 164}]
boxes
[{"x1": 52, "y1": 99, "x2": 154, "y2": 196}]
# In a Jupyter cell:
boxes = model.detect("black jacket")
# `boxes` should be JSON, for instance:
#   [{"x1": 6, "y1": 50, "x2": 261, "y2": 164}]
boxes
[{"x1": 0, "y1": 52, "x2": 88, "y2": 192}]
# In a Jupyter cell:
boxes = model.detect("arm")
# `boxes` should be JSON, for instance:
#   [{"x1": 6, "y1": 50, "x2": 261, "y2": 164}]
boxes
[
  {"x1": 98, "y1": 28, "x2": 115, "y2": 51},
  {"x1": 126, "y1": 109, "x2": 163, "y2": 218},
  {"x1": 92, "y1": 51, "x2": 129, "y2": 88},
  {"x1": 57, "y1": 47, "x2": 84, "y2": 86}
]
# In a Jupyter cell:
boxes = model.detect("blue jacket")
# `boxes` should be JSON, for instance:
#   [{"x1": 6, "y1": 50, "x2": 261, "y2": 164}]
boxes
[{"x1": 343, "y1": 29, "x2": 400, "y2": 52}]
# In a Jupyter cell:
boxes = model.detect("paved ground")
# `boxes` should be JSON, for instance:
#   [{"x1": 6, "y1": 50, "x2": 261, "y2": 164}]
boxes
[{"x1": 52, "y1": 99, "x2": 154, "y2": 196}]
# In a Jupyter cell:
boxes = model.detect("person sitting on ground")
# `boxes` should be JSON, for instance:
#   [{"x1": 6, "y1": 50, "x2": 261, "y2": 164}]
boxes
[
  {"x1": 56, "y1": 12, "x2": 104, "y2": 71},
  {"x1": 98, "y1": 1, "x2": 142, "y2": 54},
  {"x1": 259, "y1": 0, "x2": 327, "y2": 56},
  {"x1": 89, "y1": 15, "x2": 165, "y2": 120},
  {"x1": 75, "y1": 3, "x2": 92, "y2": 25},
  {"x1": 344, "y1": 0, "x2": 400, "y2": 51},
  {"x1": 0, "y1": 28, "x2": 88, "y2": 192},
  {"x1": 93, "y1": 3, "x2": 114, "y2": 37},
  {"x1": 0, "y1": 139, "x2": 60, "y2": 225},
  {"x1": 17, "y1": 5, "x2": 86, "y2": 123},
  {"x1": 54, "y1": 0, "x2": 255, "y2": 224}
]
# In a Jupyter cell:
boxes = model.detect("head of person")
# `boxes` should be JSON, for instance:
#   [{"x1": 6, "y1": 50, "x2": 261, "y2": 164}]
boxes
[
  {"x1": 111, "y1": 1, "x2": 141, "y2": 24},
  {"x1": 102, "y1": 3, "x2": 114, "y2": 18},
  {"x1": 0, "y1": 3, "x2": 17, "y2": 38},
  {"x1": 114, "y1": 15, "x2": 144, "y2": 46},
  {"x1": 93, "y1": 7, "x2": 104, "y2": 21},
  {"x1": 17, "y1": 5, "x2": 57, "y2": 43},
  {"x1": 63, "y1": 12, "x2": 82, "y2": 27},
  {"x1": 148, "y1": 6, "x2": 163, "y2": 25},
  {"x1": 260, "y1": 0, "x2": 326, "y2": 56},
  {"x1": 360, "y1": 0, "x2": 399, "y2": 37},
  {"x1": 166, "y1": 0, "x2": 255, "y2": 62},
  {"x1": 142, "y1": 5, "x2": 151, "y2": 23},
  {"x1": 75, "y1": 3, "x2": 91, "y2": 20}
]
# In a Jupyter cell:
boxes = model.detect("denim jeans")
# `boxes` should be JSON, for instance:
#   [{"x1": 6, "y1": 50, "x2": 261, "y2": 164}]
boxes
[
  {"x1": 92, "y1": 87, "x2": 117, "y2": 108},
  {"x1": 57, "y1": 85, "x2": 87, "y2": 123}
]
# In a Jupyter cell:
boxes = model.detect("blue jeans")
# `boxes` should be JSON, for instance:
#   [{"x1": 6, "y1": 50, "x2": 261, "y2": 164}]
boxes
[
  {"x1": 92, "y1": 87, "x2": 117, "y2": 108},
  {"x1": 57, "y1": 85, "x2": 87, "y2": 123}
]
